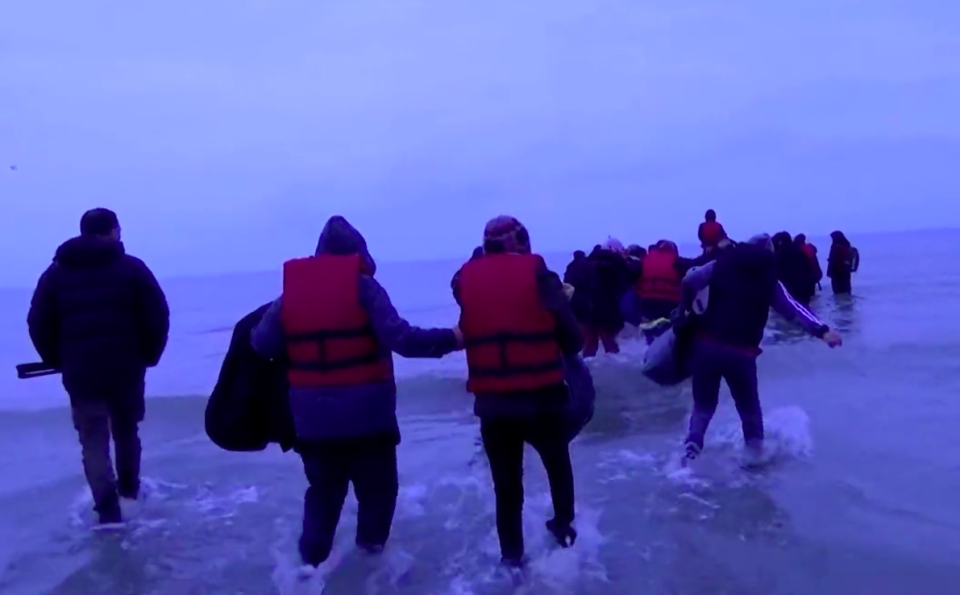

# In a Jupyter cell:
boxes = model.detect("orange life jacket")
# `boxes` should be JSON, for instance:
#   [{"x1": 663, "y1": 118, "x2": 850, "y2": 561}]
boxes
[
  {"x1": 280, "y1": 254, "x2": 394, "y2": 388},
  {"x1": 457, "y1": 253, "x2": 565, "y2": 394},
  {"x1": 635, "y1": 249, "x2": 682, "y2": 303},
  {"x1": 800, "y1": 243, "x2": 816, "y2": 262}
]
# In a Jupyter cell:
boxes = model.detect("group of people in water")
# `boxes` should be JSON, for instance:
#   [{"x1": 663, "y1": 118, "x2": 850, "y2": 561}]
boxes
[
  {"x1": 563, "y1": 209, "x2": 859, "y2": 356},
  {"x1": 24, "y1": 207, "x2": 851, "y2": 575}
]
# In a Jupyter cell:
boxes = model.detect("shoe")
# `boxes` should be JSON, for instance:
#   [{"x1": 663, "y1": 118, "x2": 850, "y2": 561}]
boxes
[
  {"x1": 118, "y1": 486, "x2": 140, "y2": 500},
  {"x1": 545, "y1": 519, "x2": 577, "y2": 548},
  {"x1": 296, "y1": 565, "x2": 316, "y2": 580},
  {"x1": 500, "y1": 555, "x2": 527, "y2": 569},
  {"x1": 97, "y1": 507, "x2": 123, "y2": 525},
  {"x1": 357, "y1": 542, "x2": 385, "y2": 556},
  {"x1": 741, "y1": 440, "x2": 765, "y2": 470},
  {"x1": 682, "y1": 441, "x2": 701, "y2": 466}
]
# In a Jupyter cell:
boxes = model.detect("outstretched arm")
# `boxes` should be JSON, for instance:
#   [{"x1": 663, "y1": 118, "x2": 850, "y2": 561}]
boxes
[
  {"x1": 360, "y1": 276, "x2": 459, "y2": 358},
  {"x1": 771, "y1": 281, "x2": 829, "y2": 338}
]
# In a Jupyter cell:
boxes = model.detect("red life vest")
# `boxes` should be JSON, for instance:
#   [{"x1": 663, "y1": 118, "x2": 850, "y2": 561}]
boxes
[
  {"x1": 457, "y1": 253, "x2": 564, "y2": 394},
  {"x1": 699, "y1": 221, "x2": 724, "y2": 245},
  {"x1": 280, "y1": 254, "x2": 394, "y2": 388},
  {"x1": 800, "y1": 243, "x2": 816, "y2": 262},
  {"x1": 635, "y1": 249, "x2": 682, "y2": 302}
]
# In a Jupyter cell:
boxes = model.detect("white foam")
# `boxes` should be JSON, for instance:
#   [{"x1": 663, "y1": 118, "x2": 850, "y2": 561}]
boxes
[
  {"x1": 270, "y1": 520, "x2": 354, "y2": 595},
  {"x1": 188, "y1": 485, "x2": 260, "y2": 518},
  {"x1": 712, "y1": 405, "x2": 814, "y2": 462},
  {"x1": 432, "y1": 465, "x2": 609, "y2": 594},
  {"x1": 397, "y1": 483, "x2": 428, "y2": 517}
]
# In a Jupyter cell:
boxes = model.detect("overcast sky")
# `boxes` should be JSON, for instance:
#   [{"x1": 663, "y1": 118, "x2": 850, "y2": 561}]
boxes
[{"x1": 2, "y1": 0, "x2": 959, "y2": 286}]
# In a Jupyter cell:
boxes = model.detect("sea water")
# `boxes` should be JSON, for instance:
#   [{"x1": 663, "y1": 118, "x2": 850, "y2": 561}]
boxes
[{"x1": 2, "y1": 229, "x2": 960, "y2": 594}]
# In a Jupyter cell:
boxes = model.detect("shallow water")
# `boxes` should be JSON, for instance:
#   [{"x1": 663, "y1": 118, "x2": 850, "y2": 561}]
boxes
[{"x1": 3, "y1": 230, "x2": 960, "y2": 594}]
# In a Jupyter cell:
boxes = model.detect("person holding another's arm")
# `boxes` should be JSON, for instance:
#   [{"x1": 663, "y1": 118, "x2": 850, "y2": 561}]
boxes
[
  {"x1": 252, "y1": 215, "x2": 461, "y2": 573},
  {"x1": 454, "y1": 216, "x2": 581, "y2": 568}
]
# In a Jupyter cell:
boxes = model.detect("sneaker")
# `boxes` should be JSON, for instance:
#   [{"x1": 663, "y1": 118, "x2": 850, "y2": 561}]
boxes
[
  {"x1": 545, "y1": 519, "x2": 577, "y2": 548},
  {"x1": 296, "y1": 565, "x2": 316, "y2": 580},
  {"x1": 741, "y1": 440, "x2": 765, "y2": 470},
  {"x1": 682, "y1": 441, "x2": 701, "y2": 466},
  {"x1": 500, "y1": 555, "x2": 527, "y2": 569},
  {"x1": 97, "y1": 507, "x2": 123, "y2": 525}
]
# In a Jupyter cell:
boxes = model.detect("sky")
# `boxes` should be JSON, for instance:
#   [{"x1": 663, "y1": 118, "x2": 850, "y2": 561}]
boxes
[{"x1": 2, "y1": 0, "x2": 960, "y2": 286}]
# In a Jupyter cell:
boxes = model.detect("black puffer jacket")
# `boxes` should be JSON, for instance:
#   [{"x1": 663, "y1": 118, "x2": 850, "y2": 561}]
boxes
[{"x1": 27, "y1": 236, "x2": 170, "y2": 408}]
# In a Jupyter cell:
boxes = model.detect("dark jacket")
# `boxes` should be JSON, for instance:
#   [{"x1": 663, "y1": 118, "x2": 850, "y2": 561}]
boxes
[
  {"x1": 828, "y1": 233, "x2": 854, "y2": 279},
  {"x1": 690, "y1": 239, "x2": 736, "y2": 268},
  {"x1": 250, "y1": 216, "x2": 459, "y2": 442},
  {"x1": 27, "y1": 236, "x2": 169, "y2": 411},
  {"x1": 452, "y1": 254, "x2": 584, "y2": 419},
  {"x1": 775, "y1": 243, "x2": 816, "y2": 303},
  {"x1": 563, "y1": 254, "x2": 595, "y2": 323},
  {"x1": 206, "y1": 304, "x2": 296, "y2": 452},
  {"x1": 682, "y1": 242, "x2": 828, "y2": 351},
  {"x1": 585, "y1": 248, "x2": 629, "y2": 331}
]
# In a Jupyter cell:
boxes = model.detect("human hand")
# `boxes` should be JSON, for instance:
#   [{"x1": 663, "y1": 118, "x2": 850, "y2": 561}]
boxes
[
  {"x1": 822, "y1": 329, "x2": 842, "y2": 348},
  {"x1": 452, "y1": 325, "x2": 465, "y2": 350}
]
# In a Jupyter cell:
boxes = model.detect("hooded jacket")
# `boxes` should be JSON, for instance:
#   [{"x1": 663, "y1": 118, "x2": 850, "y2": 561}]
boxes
[
  {"x1": 250, "y1": 216, "x2": 458, "y2": 442},
  {"x1": 27, "y1": 235, "x2": 169, "y2": 412},
  {"x1": 681, "y1": 236, "x2": 828, "y2": 350}
]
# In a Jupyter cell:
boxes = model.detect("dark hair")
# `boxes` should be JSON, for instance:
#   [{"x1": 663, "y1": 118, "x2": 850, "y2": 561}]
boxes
[
  {"x1": 830, "y1": 231, "x2": 850, "y2": 246},
  {"x1": 772, "y1": 231, "x2": 792, "y2": 249},
  {"x1": 573, "y1": 250, "x2": 585, "y2": 259},
  {"x1": 794, "y1": 233, "x2": 806, "y2": 244},
  {"x1": 80, "y1": 208, "x2": 119, "y2": 236},
  {"x1": 705, "y1": 209, "x2": 716, "y2": 221}
]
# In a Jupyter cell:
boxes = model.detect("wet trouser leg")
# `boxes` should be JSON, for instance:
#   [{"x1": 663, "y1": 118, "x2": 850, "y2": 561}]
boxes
[
  {"x1": 72, "y1": 400, "x2": 121, "y2": 520},
  {"x1": 685, "y1": 341, "x2": 724, "y2": 451},
  {"x1": 299, "y1": 443, "x2": 351, "y2": 566},
  {"x1": 480, "y1": 414, "x2": 576, "y2": 560},
  {"x1": 582, "y1": 325, "x2": 600, "y2": 357},
  {"x1": 298, "y1": 438, "x2": 399, "y2": 566},
  {"x1": 685, "y1": 340, "x2": 762, "y2": 451},
  {"x1": 723, "y1": 352, "x2": 763, "y2": 447},
  {"x1": 526, "y1": 414, "x2": 575, "y2": 526},
  {"x1": 599, "y1": 331, "x2": 620, "y2": 354},
  {"x1": 351, "y1": 442, "x2": 399, "y2": 548},
  {"x1": 831, "y1": 275, "x2": 852, "y2": 294},
  {"x1": 109, "y1": 408, "x2": 142, "y2": 499},
  {"x1": 479, "y1": 418, "x2": 526, "y2": 560}
]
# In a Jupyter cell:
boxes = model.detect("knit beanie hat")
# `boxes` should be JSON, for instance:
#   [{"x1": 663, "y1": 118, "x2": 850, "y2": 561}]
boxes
[{"x1": 482, "y1": 215, "x2": 530, "y2": 254}]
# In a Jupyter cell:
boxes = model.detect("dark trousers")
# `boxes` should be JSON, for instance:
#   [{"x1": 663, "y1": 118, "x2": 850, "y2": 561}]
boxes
[
  {"x1": 582, "y1": 325, "x2": 619, "y2": 357},
  {"x1": 479, "y1": 414, "x2": 575, "y2": 560},
  {"x1": 831, "y1": 274, "x2": 852, "y2": 294},
  {"x1": 71, "y1": 399, "x2": 142, "y2": 517},
  {"x1": 297, "y1": 437, "x2": 399, "y2": 566},
  {"x1": 684, "y1": 340, "x2": 763, "y2": 451}
]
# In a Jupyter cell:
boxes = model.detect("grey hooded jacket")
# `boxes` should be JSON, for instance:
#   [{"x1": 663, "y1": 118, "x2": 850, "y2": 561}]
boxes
[{"x1": 250, "y1": 216, "x2": 459, "y2": 442}]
